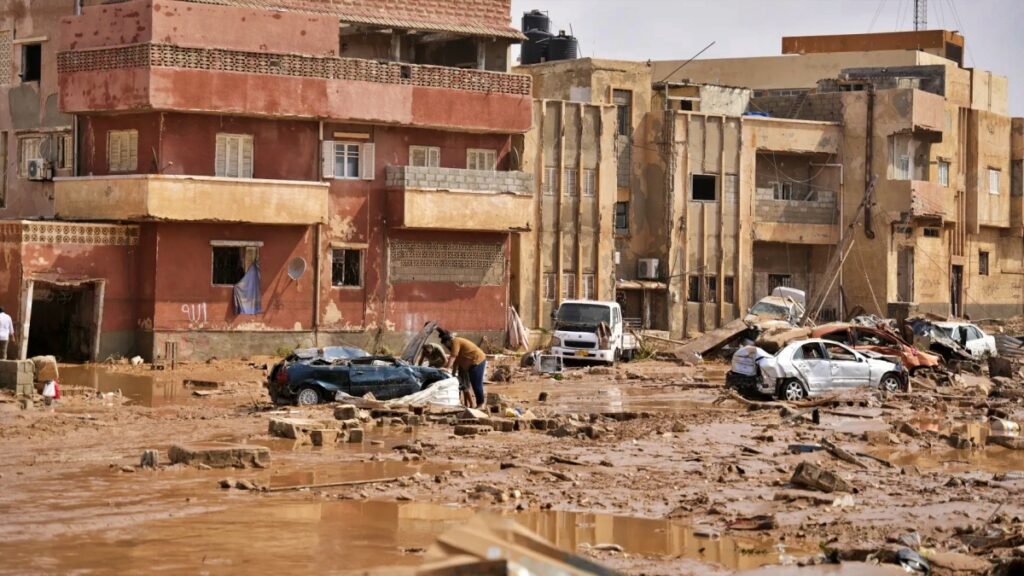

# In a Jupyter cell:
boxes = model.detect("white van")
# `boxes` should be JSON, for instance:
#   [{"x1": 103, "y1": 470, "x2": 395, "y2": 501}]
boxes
[{"x1": 549, "y1": 300, "x2": 638, "y2": 364}]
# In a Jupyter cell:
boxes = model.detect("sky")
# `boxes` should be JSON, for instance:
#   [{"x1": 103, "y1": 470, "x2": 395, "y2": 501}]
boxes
[{"x1": 508, "y1": 0, "x2": 1024, "y2": 116}]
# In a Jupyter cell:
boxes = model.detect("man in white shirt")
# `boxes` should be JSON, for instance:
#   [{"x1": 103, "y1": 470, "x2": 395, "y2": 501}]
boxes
[{"x1": 0, "y1": 307, "x2": 15, "y2": 360}]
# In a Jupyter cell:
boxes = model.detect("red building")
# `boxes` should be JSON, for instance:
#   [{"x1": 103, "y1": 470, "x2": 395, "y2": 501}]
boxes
[{"x1": 0, "y1": 0, "x2": 533, "y2": 361}]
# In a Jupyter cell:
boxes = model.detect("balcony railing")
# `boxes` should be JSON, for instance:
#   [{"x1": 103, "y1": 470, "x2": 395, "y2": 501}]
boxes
[
  {"x1": 385, "y1": 166, "x2": 534, "y2": 195},
  {"x1": 57, "y1": 44, "x2": 532, "y2": 97}
]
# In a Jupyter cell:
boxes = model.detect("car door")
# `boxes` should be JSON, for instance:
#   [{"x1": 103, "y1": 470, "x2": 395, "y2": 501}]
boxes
[
  {"x1": 823, "y1": 342, "x2": 870, "y2": 388},
  {"x1": 791, "y1": 342, "x2": 832, "y2": 394}
]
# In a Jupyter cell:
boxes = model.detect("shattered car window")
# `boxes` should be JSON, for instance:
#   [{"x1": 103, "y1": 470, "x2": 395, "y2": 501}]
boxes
[{"x1": 749, "y1": 301, "x2": 790, "y2": 319}]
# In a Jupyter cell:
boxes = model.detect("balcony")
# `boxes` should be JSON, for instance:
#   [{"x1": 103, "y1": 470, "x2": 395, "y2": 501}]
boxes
[
  {"x1": 385, "y1": 166, "x2": 534, "y2": 232},
  {"x1": 54, "y1": 175, "x2": 328, "y2": 225},
  {"x1": 57, "y1": 44, "x2": 533, "y2": 133},
  {"x1": 893, "y1": 179, "x2": 953, "y2": 221}
]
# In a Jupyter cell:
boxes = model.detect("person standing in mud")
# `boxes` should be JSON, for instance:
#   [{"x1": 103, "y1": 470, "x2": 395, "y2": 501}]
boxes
[
  {"x1": 438, "y1": 328, "x2": 487, "y2": 408},
  {"x1": 0, "y1": 307, "x2": 14, "y2": 360}
]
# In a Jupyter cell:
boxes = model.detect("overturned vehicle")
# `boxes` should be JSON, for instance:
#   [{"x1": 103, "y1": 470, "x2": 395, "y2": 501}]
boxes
[{"x1": 267, "y1": 324, "x2": 451, "y2": 406}]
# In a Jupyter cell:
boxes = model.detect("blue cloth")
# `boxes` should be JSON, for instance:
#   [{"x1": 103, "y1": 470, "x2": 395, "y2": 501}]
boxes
[
  {"x1": 233, "y1": 261, "x2": 262, "y2": 315},
  {"x1": 468, "y1": 360, "x2": 486, "y2": 407}
]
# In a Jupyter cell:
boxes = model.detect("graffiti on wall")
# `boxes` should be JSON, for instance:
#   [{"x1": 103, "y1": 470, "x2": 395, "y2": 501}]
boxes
[{"x1": 182, "y1": 303, "x2": 208, "y2": 325}]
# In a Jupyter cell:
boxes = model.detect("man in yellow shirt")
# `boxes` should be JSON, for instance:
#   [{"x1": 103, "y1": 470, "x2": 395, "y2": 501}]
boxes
[{"x1": 439, "y1": 328, "x2": 487, "y2": 408}]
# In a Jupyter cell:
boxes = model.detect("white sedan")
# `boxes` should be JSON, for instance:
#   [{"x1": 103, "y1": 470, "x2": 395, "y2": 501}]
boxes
[
  {"x1": 760, "y1": 338, "x2": 907, "y2": 401},
  {"x1": 932, "y1": 322, "x2": 998, "y2": 358}
]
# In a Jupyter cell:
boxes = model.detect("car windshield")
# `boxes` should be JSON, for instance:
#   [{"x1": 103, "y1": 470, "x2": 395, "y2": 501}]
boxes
[
  {"x1": 749, "y1": 301, "x2": 789, "y2": 318},
  {"x1": 557, "y1": 304, "x2": 612, "y2": 329}
]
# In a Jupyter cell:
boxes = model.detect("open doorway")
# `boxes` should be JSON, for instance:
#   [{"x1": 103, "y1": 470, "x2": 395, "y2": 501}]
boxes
[{"x1": 24, "y1": 280, "x2": 104, "y2": 362}]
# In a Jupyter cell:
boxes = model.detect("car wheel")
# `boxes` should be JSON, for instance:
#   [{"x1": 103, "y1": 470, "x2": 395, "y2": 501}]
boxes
[
  {"x1": 879, "y1": 373, "x2": 903, "y2": 393},
  {"x1": 780, "y1": 380, "x2": 807, "y2": 402},
  {"x1": 295, "y1": 386, "x2": 322, "y2": 406}
]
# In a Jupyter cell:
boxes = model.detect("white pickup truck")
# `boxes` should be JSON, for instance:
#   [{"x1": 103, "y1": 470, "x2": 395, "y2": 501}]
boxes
[{"x1": 549, "y1": 300, "x2": 638, "y2": 364}]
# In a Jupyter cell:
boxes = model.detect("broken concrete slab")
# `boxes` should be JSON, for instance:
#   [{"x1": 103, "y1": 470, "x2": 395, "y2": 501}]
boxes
[
  {"x1": 333, "y1": 405, "x2": 358, "y2": 420},
  {"x1": 790, "y1": 462, "x2": 853, "y2": 493},
  {"x1": 310, "y1": 429, "x2": 338, "y2": 446},
  {"x1": 988, "y1": 436, "x2": 1024, "y2": 450},
  {"x1": 268, "y1": 417, "x2": 335, "y2": 440},
  {"x1": 168, "y1": 443, "x2": 270, "y2": 469}
]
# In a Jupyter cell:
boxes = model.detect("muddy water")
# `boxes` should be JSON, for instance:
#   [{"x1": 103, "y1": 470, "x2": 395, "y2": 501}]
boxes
[
  {"x1": 59, "y1": 365, "x2": 183, "y2": 407},
  {"x1": 0, "y1": 498, "x2": 809, "y2": 574},
  {"x1": 868, "y1": 418, "x2": 1024, "y2": 474}
]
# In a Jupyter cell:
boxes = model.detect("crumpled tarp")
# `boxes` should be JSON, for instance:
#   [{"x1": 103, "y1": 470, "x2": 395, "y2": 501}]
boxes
[
  {"x1": 333, "y1": 376, "x2": 461, "y2": 407},
  {"x1": 233, "y1": 262, "x2": 262, "y2": 315}
]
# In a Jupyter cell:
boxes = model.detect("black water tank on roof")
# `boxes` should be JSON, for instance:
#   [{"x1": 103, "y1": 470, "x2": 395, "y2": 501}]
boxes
[
  {"x1": 521, "y1": 28, "x2": 552, "y2": 65},
  {"x1": 547, "y1": 31, "x2": 578, "y2": 62},
  {"x1": 522, "y1": 9, "x2": 550, "y2": 34}
]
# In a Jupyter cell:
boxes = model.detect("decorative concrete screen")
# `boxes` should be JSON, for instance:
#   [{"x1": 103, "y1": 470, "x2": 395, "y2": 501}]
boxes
[
  {"x1": 22, "y1": 222, "x2": 140, "y2": 246},
  {"x1": 389, "y1": 239, "x2": 504, "y2": 285},
  {"x1": 0, "y1": 31, "x2": 11, "y2": 84}
]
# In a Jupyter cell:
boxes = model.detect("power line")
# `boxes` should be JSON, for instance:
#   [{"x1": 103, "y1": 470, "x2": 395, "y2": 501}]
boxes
[{"x1": 868, "y1": 0, "x2": 887, "y2": 32}]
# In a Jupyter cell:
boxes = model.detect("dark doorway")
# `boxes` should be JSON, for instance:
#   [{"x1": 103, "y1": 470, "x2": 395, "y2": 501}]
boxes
[
  {"x1": 951, "y1": 265, "x2": 963, "y2": 317},
  {"x1": 27, "y1": 282, "x2": 99, "y2": 362}
]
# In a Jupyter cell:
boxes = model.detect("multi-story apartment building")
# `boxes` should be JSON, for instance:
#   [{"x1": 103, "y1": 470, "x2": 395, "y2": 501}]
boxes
[
  {"x1": 1, "y1": 0, "x2": 533, "y2": 361},
  {"x1": 517, "y1": 30, "x2": 1022, "y2": 339}
]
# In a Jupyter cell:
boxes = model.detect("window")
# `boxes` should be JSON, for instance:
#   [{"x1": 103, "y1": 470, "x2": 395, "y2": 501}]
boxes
[
  {"x1": 466, "y1": 148, "x2": 496, "y2": 171},
  {"x1": 614, "y1": 202, "x2": 629, "y2": 232},
  {"x1": 409, "y1": 145, "x2": 440, "y2": 168},
  {"x1": 979, "y1": 251, "x2": 989, "y2": 276},
  {"x1": 768, "y1": 274, "x2": 792, "y2": 292},
  {"x1": 613, "y1": 89, "x2": 632, "y2": 137},
  {"x1": 561, "y1": 273, "x2": 576, "y2": 300},
  {"x1": 582, "y1": 274, "x2": 596, "y2": 300},
  {"x1": 211, "y1": 244, "x2": 259, "y2": 286},
  {"x1": 938, "y1": 160, "x2": 950, "y2": 187},
  {"x1": 705, "y1": 276, "x2": 718, "y2": 303},
  {"x1": 543, "y1": 273, "x2": 556, "y2": 302},
  {"x1": 583, "y1": 169, "x2": 596, "y2": 197},
  {"x1": 723, "y1": 276, "x2": 735, "y2": 304},
  {"x1": 923, "y1": 228, "x2": 941, "y2": 238},
  {"x1": 692, "y1": 174, "x2": 717, "y2": 201},
  {"x1": 564, "y1": 168, "x2": 578, "y2": 197},
  {"x1": 107, "y1": 130, "x2": 138, "y2": 173},
  {"x1": 334, "y1": 142, "x2": 361, "y2": 179},
  {"x1": 331, "y1": 249, "x2": 363, "y2": 287},
  {"x1": 889, "y1": 134, "x2": 912, "y2": 180},
  {"x1": 215, "y1": 133, "x2": 254, "y2": 178},
  {"x1": 17, "y1": 135, "x2": 42, "y2": 177},
  {"x1": 989, "y1": 168, "x2": 1000, "y2": 195},
  {"x1": 824, "y1": 342, "x2": 857, "y2": 362},
  {"x1": 687, "y1": 276, "x2": 700, "y2": 303},
  {"x1": 794, "y1": 342, "x2": 824, "y2": 360},
  {"x1": 57, "y1": 132, "x2": 73, "y2": 171},
  {"x1": 21, "y1": 43, "x2": 41, "y2": 83},
  {"x1": 543, "y1": 166, "x2": 557, "y2": 196},
  {"x1": 773, "y1": 181, "x2": 793, "y2": 200}
]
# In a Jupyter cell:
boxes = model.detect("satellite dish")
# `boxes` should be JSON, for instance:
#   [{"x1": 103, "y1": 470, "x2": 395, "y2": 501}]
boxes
[{"x1": 287, "y1": 257, "x2": 307, "y2": 281}]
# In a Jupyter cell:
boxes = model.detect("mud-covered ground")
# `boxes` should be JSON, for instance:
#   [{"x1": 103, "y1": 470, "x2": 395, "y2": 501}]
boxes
[{"x1": 0, "y1": 358, "x2": 1022, "y2": 575}]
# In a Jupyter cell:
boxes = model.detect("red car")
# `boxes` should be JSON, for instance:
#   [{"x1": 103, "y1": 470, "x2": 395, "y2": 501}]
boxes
[{"x1": 811, "y1": 323, "x2": 942, "y2": 375}]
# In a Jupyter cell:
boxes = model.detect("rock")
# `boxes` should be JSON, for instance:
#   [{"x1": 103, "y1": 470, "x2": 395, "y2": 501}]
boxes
[
  {"x1": 168, "y1": 443, "x2": 271, "y2": 469},
  {"x1": 218, "y1": 478, "x2": 234, "y2": 489},
  {"x1": 862, "y1": 430, "x2": 892, "y2": 445},
  {"x1": 671, "y1": 421, "x2": 688, "y2": 433},
  {"x1": 234, "y1": 479, "x2": 257, "y2": 491},
  {"x1": 310, "y1": 429, "x2": 338, "y2": 446},
  {"x1": 139, "y1": 449, "x2": 159, "y2": 469},
  {"x1": 548, "y1": 423, "x2": 580, "y2": 438},
  {"x1": 268, "y1": 417, "x2": 334, "y2": 441},
  {"x1": 119, "y1": 465, "x2": 135, "y2": 473},
  {"x1": 333, "y1": 405, "x2": 358, "y2": 420},
  {"x1": 454, "y1": 424, "x2": 492, "y2": 437},
  {"x1": 790, "y1": 462, "x2": 853, "y2": 493},
  {"x1": 898, "y1": 421, "x2": 922, "y2": 438},
  {"x1": 347, "y1": 428, "x2": 364, "y2": 443}
]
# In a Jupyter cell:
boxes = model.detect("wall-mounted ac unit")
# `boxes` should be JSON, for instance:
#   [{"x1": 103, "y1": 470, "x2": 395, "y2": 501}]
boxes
[
  {"x1": 638, "y1": 258, "x2": 659, "y2": 280},
  {"x1": 26, "y1": 158, "x2": 51, "y2": 181}
]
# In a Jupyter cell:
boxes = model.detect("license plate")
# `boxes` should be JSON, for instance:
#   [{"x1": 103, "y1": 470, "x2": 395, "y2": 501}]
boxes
[{"x1": 575, "y1": 350, "x2": 588, "y2": 357}]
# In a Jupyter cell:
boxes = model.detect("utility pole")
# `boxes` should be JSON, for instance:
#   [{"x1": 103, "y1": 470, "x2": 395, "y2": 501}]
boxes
[{"x1": 913, "y1": 0, "x2": 928, "y2": 31}]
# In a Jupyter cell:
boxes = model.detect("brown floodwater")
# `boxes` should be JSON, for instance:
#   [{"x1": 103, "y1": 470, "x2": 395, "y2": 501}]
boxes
[
  {"x1": 59, "y1": 365, "x2": 182, "y2": 407},
  {"x1": 0, "y1": 498, "x2": 812, "y2": 575},
  {"x1": 867, "y1": 418, "x2": 1024, "y2": 474}
]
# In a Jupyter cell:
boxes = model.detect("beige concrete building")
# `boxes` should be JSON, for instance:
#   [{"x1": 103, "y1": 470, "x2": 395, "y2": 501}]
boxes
[{"x1": 516, "y1": 29, "x2": 1023, "y2": 338}]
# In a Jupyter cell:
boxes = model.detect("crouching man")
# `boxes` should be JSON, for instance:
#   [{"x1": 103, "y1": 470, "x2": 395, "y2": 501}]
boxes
[{"x1": 438, "y1": 328, "x2": 487, "y2": 409}]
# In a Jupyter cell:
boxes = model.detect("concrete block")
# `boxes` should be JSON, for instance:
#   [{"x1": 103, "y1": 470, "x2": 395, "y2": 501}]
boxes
[
  {"x1": 454, "y1": 424, "x2": 492, "y2": 437},
  {"x1": 790, "y1": 462, "x2": 852, "y2": 493},
  {"x1": 333, "y1": 405, "x2": 358, "y2": 420},
  {"x1": 347, "y1": 428, "x2": 364, "y2": 443},
  {"x1": 310, "y1": 429, "x2": 338, "y2": 446},
  {"x1": 268, "y1": 417, "x2": 333, "y2": 440},
  {"x1": 168, "y1": 443, "x2": 271, "y2": 469}
]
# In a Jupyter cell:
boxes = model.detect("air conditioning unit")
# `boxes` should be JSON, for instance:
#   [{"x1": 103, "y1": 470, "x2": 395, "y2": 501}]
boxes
[
  {"x1": 638, "y1": 258, "x2": 659, "y2": 280},
  {"x1": 26, "y1": 158, "x2": 52, "y2": 181}
]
